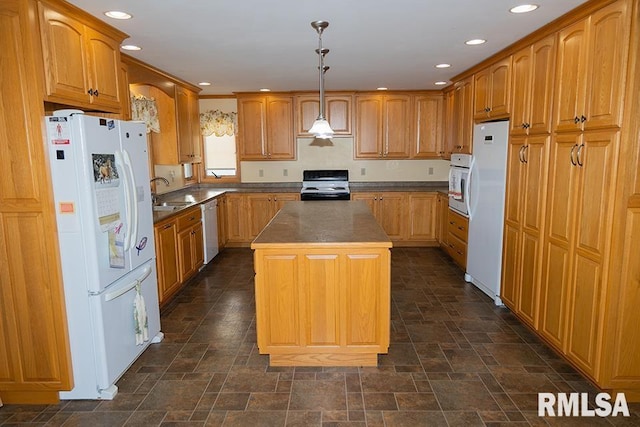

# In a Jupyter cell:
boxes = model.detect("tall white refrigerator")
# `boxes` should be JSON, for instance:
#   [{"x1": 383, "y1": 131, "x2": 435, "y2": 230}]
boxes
[
  {"x1": 464, "y1": 121, "x2": 509, "y2": 306},
  {"x1": 44, "y1": 111, "x2": 162, "y2": 399}
]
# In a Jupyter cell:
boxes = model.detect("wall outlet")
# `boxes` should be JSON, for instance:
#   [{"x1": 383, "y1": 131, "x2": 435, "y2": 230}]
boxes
[
  {"x1": 283, "y1": 169, "x2": 288, "y2": 177},
  {"x1": 259, "y1": 169, "x2": 264, "y2": 177},
  {"x1": 428, "y1": 167, "x2": 434, "y2": 175},
  {"x1": 360, "y1": 168, "x2": 366, "y2": 176}
]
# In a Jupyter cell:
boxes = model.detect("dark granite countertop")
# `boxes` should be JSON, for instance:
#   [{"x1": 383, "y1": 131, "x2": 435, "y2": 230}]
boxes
[{"x1": 251, "y1": 201, "x2": 392, "y2": 248}]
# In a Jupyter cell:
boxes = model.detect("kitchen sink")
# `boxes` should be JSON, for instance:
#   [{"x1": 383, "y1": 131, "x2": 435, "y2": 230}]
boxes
[{"x1": 152, "y1": 201, "x2": 192, "y2": 211}]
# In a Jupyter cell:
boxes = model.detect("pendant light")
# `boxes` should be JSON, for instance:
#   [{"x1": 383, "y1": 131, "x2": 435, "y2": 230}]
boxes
[{"x1": 309, "y1": 20, "x2": 334, "y2": 141}]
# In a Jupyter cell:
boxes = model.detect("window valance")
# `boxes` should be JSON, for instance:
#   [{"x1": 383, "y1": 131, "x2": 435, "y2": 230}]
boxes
[
  {"x1": 200, "y1": 110, "x2": 237, "y2": 137},
  {"x1": 130, "y1": 94, "x2": 160, "y2": 134}
]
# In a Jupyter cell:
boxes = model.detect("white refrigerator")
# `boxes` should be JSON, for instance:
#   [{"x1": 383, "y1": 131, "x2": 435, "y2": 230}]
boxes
[
  {"x1": 464, "y1": 121, "x2": 509, "y2": 306},
  {"x1": 44, "y1": 111, "x2": 162, "y2": 399}
]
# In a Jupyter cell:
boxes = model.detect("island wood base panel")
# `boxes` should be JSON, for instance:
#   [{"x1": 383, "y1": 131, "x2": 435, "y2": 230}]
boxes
[
  {"x1": 268, "y1": 352, "x2": 380, "y2": 367},
  {"x1": 0, "y1": 390, "x2": 60, "y2": 404}
]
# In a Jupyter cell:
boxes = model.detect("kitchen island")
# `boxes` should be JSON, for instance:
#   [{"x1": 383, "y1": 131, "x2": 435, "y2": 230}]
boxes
[{"x1": 251, "y1": 201, "x2": 392, "y2": 366}]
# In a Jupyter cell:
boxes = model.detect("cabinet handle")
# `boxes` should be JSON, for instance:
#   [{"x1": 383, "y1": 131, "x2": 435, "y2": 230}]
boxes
[
  {"x1": 162, "y1": 224, "x2": 172, "y2": 230},
  {"x1": 457, "y1": 250, "x2": 463, "y2": 255},
  {"x1": 518, "y1": 145, "x2": 525, "y2": 163},
  {"x1": 458, "y1": 226, "x2": 464, "y2": 230},
  {"x1": 570, "y1": 144, "x2": 578, "y2": 166},
  {"x1": 523, "y1": 145, "x2": 529, "y2": 164},
  {"x1": 449, "y1": 221, "x2": 454, "y2": 225},
  {"x1": 576, "y1": 143, "x2": 585, "y2": 167}
]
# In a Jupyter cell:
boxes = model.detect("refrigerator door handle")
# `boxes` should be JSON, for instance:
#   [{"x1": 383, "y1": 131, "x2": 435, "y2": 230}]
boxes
[
  {"x1": 104, "y1": 264, "x2": 152, "y2": 302},
  {"x1": 114, "y1": 150, "x2": 133, "y2": 251},
  {"x1": 122, "y1": 149, "x2": 139, "y2": 251}
]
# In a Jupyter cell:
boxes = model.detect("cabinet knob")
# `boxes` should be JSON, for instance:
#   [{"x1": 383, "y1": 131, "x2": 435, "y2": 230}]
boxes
[
  {"x1": 574, "y1": 116, "x2": 581, "y2": 124},
  {"x1": 580, "y1": 115, "x2": 587, "y2": 123}
]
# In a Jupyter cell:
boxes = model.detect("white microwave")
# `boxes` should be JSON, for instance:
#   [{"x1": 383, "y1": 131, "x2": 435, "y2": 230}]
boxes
[{"x1": 448, "y1": 154, "x2": 473, "y2": 217}]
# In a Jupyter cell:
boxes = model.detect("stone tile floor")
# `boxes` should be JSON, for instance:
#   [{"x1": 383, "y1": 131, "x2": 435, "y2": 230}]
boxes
[{"x1": 1, "y1": 247, "x2": 639, "y2": 426}]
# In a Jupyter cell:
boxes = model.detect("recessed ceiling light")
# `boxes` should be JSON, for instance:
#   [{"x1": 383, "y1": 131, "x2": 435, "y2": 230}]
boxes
[
  {"x1": 435, "y1": 81, "x2": 448, "y2": 86},
  {"x1": 198, "y1": 82, "x2": 211, "y2": 86},
  {"x1": 377, "y1": 87, "x2": 388, "y2": 91},
  {"x1": 465, "y1": 39, "x2": 487, "y2": 45},
  {"x1": 121, "y1": 44, "x2": 142, "y2": 51},
  {"x1": 259, "y1": 88, "x2": 271, "y2": 92},
  {"x1": 435, "y1": 63, "x2": 451, "y2": 69},
  {"x1": 510, "y1": 4, "x2": 539, "y2": 14},
  {"x1": 104, "y1": 10, "x2": 132, "y2": 20}
]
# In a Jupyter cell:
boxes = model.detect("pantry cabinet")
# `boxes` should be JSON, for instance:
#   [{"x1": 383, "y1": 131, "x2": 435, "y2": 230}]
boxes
[
  {"x1": 553, "y1": 0, "x2": 630, "y2": 133},
  {"x1": 510, "y1": 35, "x2": 556, "y2": 136},
  {"x1": 501, "y1": 134, "x2": 550, "y2": 327},
  {"x1": 0, "y1": 0, "x2": 73, "y2": 404},
  {"x1": 296, "y1": 93, "x2": 353, "y2": 136},
  {"x1": 38, "y1": 0, "x2": 126, "y2": 113},
  {"x1": 354, "y1": 94, "x2": 411, "y2": 159},
  {"x1": 473, "y1": 57, "x2": 511, "y2": 120},
  {"x1": 237, "y1": 95, "x2": 295, "y2": 160}
]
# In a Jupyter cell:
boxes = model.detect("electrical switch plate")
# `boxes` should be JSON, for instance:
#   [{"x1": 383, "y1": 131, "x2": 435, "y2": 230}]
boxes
[
  {"x1": 283, "y1": 169, "x2": 288, "y2": 176},
  {"x1": 361, "y1": 168, "x2": 366, "y2": 175},
  {"x1": 259, "y1": 169, "x2": 264, "y2": 177},
  {"x1": 428, "y1": 167, "x2": 434, "y2": 175}
]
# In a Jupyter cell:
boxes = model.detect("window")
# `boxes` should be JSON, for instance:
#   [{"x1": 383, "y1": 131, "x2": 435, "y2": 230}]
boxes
[
  {"x1": 204, "y1": 133, "x2": 237, "y2": 178},
  {"x1": 199, "y1": 101, "x2": 239, "y2": 182}
]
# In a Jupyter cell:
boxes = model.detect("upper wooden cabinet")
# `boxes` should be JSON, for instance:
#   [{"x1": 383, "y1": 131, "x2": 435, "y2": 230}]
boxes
[
  {"x1": 354, "y1": 94, "x2": 412, "y2": 159},
  {"x1": 473, "y1": 57, "x2": 512, "y2": 120},
  {"x1": 38, "y1": 0, "x2": 126, "y2": 113},
  {"x1": 175, "y1": 86, "x2": 202, "y2": 163},
  {"x1": 412, "y1": 94, "x2": 443, "y2": 158},
  {"x1": 296, "y1": 93, "x2": 353, "y2": 136},
  {"x1": 237, "y1": 94, "x2": 295, "y2": 160},
  {"x1": 510, "y1": 35, "x2": 556, "y2": 136},
  {"x1": 553, "y1": 0, "x2": 630, "y2": 133},
  {"x1": 442, "y1": 77, "x2": 474, "y2": 159}
]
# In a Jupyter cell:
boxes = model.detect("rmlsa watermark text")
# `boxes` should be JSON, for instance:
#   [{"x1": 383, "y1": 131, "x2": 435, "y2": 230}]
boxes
[{"x1": 538, "y1": 392, "x2": 629, "y2": 417}]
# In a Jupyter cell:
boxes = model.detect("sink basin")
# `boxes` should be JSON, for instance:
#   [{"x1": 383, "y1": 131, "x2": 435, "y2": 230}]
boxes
[{"x1": 152, "y1": 201, "x2": 192, "y2": 211}]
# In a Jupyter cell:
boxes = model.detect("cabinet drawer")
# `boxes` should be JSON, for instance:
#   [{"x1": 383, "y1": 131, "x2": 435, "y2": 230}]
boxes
[
  {"x1": 447, "y1": 210, "x2": 469, "y2": 242},
  {"x1": 176, "y1": 207, "x2": 202, "y2": 231},
  {"x1": 447, "y1": 232, "x2": 467, "y2": 268}
]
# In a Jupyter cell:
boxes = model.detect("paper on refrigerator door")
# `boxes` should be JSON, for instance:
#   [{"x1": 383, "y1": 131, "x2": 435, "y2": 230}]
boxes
[{"x1": 92, "y1": 154, "x2": 122, "y2": 232}]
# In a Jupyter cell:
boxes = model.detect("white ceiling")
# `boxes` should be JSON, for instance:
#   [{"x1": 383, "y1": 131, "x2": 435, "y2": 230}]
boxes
[{"x1": 68, "y1": 0, "x2": 587, "y2": 95}]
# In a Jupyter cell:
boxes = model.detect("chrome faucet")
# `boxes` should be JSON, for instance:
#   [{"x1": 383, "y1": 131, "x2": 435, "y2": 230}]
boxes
[{"x1": 150, "y1": 177, "x2": 170, "y2": 204}]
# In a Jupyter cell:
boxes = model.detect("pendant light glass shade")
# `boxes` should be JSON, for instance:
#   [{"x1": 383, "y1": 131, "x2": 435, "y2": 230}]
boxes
[{"x1": 310, "y1": 21, "x2": 334, "y2": 140}]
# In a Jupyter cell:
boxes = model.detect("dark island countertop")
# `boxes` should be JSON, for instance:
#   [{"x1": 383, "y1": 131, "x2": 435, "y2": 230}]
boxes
[{"x1": 251, "y1": 201, "x2": 392, "y2": 249}]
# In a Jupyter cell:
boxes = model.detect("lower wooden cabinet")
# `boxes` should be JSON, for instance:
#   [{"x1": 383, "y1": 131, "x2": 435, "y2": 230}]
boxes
[
  {"x1": 444, "y1": 209, "x2": 469, "y2": 269},
  {"x1": 154, "y1": 206, "x2": 203, "y2": 305},
  {"x1": 436, "y1": 192, "x2": 449, "y2": 245}
]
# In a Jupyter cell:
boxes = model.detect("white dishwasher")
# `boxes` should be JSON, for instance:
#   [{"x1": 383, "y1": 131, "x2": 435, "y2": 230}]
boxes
[{"x1": 201, "y1": 199, "x2": 219, "y2": 264}]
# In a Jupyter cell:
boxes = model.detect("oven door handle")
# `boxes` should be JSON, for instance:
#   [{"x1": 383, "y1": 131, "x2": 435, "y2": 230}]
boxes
[{"x1": 465, "y1": 158, "x2": 474, "y2": 221}]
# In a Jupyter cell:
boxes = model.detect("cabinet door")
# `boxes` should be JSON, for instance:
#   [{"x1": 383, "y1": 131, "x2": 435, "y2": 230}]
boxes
[
  {"x1": 488, "y1": 57, "x2": 511, "y2": 117},
  {"x1": 553, "y1": 19, "x2": 589, "y2": 132},
  {"x1": 351, "y1": 193, "x2": 378, "y2": 216},
  {"x1": 192, "y1": 223, "x2": 204, "y2": 268},
  {"x1": 225, "y1": 194, "x2": 247, "y2": 242},
  {"x1": 273, "y1": 193, "x2": 299, "y2": 214},
  {"x1": 238, "y1": 97, "x2": 266, "y2": 159},
  {"x1": 355, "y1": 95, "x2": 383, "y2": 158},
  {"x1": 473, "y1": 68, "x2": 490, "y2": 119},
  {"x1": 441, "y1": 88, "x2": 455, "y2": 159},
  {"x1": 510, "y1": 46, "x2": 532, "y2": 136},
  {"x1": 38, "y1": 3, "x2": 90, "y2": 104},
  {"x1": 296, "y1": 95, "x2": 352, "y2": 135},
  {"x1": 528, "y1": 36, "x2": 556, "y2": 135},
  {"x1": 178, "y1": 228, "x2": 195, "y2": 281},
  {"x1": 155, "y1": 222, "x2": 180, "y2": 304},
  {"x1": 265, "y1": 96, "x2": 295, "y2": 159},
  {"x1": 584, "y1": 0, "x2": 630, "y2": 131},
  {"x1": 176, "y1": 86, "x2": 201, "y2": 163},
  {"x1": 408, "y1": 193, "x2": 437, "y2": 240},
  {"x1": 84, "y1": 26, "x2": 121, "y2": 110},
  {"x1": 217, "y1": 197, "x2": 227, "y2": 249},
  {"x1": 247, "y1": 193, "x2": 275, "y2": 238},
  {"x1": 378, "y1": 192, "x2": 406, "y2": 240},
  {"x1": 383, "y1": 94, "x2": 411, "y2": 158},
  {"x1": 437, "y1": 193, "x2": 449, "y2": 245},
  {"x1": 412, "y1": 95, "x2": 442, "y2": 158},
  {"x1": 453, "y1": 77, "x2": 474, "y2": 154}
]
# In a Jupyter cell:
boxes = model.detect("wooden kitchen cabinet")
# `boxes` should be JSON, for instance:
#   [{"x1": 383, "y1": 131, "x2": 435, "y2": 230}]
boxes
[
  {"x1": 443, "y1": 77, "x2": 474, "y2": 158},
  {"x1": 296, "y1": 93, "x2": 353, "y2": 136},
  {"x1": 445, "y1": 209, "x2": 468, "y2": 269},
  {"x1": 154, "y1": 219, "x2": 180, "y2": 305},
  {"x1": 441, "y1": 88, "x2": 455, "y2": 159},
  {"x1": 217, "y1": 196, "x2": 227, "y2": 249},
  {"x1": 500, "y1": 134, "x2": 550, "y2": 327},
  {"x1": 540, "y1": 129, "x2": 619, "y2": 373},
  {"x1": 38, "y1": 0, "x2": 126, "y2": 113},
  {"x1": 247, "y1": 193, "x2": 300, "y2": 239},
  {"x1": 473, "y1": 57, "x2": 512, "y2": 120},
  {"x1": 412, "y1": 94, "x2": 443, "y2": 158},
  {"x1": 176, "y1": 86, "x2": 202, "y2": 163},
  {"x1": 553, "y1": 0, "x2": 630, "y2": 133},
  {"x1": 354, "y1": 94, "x2": 411, "y2": 159},
  {"x1": 510, "y1": 35, "x2": 556, "y2": 136},
  {"x1": 352, "y1": 192, "x2": 407, "y2": 240},
  {"x1": 407, "y1": 193, "x2": 438, "y2": 243},
  {"x1": 436, "y1": 192, "x2": 449, "y2": 246},
  {"x1": 0, "y1": 0, "x2": 73, "y2": 404},
  {"x1": 176, "y1": 207, "x2": 204, "y2": 282},
  {"x1": 224, "y1": 193, "x2": 250, "y2": 244},
  {"x1": 237, "y1": 94, "x2": 295, "y2": 160}
]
